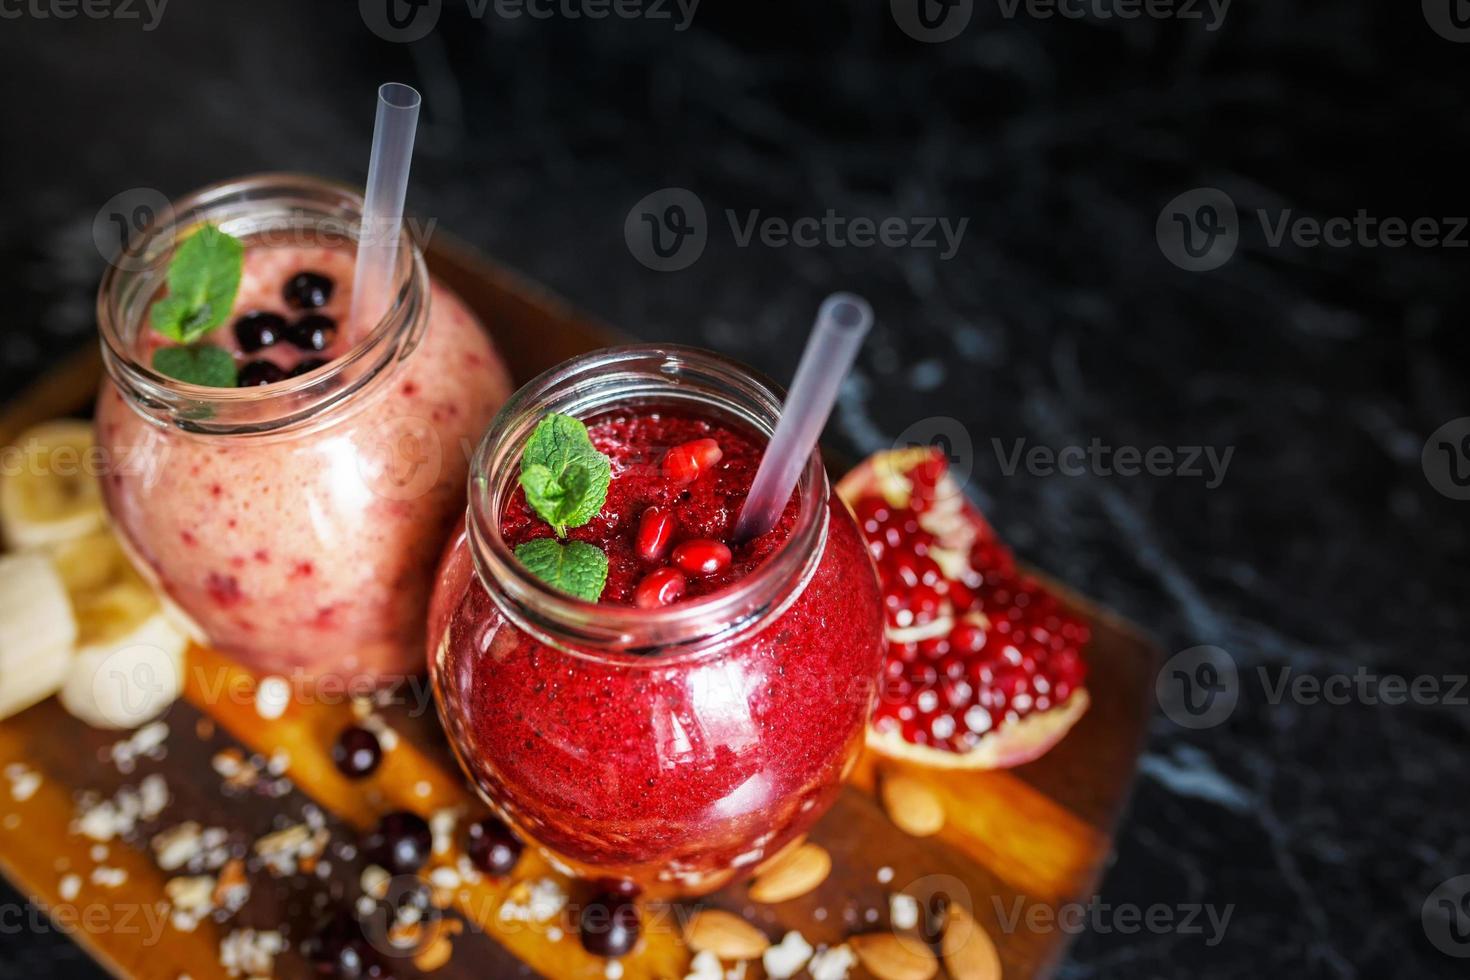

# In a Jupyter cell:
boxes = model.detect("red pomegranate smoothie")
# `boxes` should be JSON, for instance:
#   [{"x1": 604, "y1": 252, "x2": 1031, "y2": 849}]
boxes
[
  {"x1": 97, "y1": 243, "x2": 511, "y2": 679},
  {"x1": 429, "y1": 407, "x2": 884, "y2": 894}
]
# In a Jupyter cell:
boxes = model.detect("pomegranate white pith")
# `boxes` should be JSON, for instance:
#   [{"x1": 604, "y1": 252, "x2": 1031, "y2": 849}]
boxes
[{"x1": 837, "y1": 447, "x2": 1091, "y2": 770}]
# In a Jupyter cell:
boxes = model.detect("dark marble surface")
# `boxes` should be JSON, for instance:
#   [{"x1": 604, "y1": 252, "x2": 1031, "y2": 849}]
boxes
[{"x1": 2, "y1": 2, "x2": 1467, "y2": 977}]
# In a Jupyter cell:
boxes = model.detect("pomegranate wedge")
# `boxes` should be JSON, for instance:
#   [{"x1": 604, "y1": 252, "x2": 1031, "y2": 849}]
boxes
[{"x1": 837, "y1": 447, "x2": 1091, "y2": 770}]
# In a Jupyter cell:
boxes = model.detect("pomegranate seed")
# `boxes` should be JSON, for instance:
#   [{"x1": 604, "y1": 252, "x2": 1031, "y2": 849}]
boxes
[
  {"x1": 671, "y1": 539, "x2": 731, "y2": 576},
  {"x1": 635, "y1": 506, "x2": 676, "y2": 561},
  {"x1": 634, "y1": 567, "x2": 687, "y2": 608},
  {"x1": 662, "y1": 438, "x2": 723, "y2": 485},
  {"x1": 908, "y1": 452, "x2": 947, "y2": 512},
  {"x1": 854, "y1": 496, "x2": 890, "y2": 534}
]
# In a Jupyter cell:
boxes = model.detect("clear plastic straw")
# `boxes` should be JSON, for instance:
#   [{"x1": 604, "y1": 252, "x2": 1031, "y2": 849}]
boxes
[
  {"x1": 733, "y1": 292, "x2": 874, "y2": 542},
  {"x1": 349, "y1": 82, "x2": 423, "y2": 329}
]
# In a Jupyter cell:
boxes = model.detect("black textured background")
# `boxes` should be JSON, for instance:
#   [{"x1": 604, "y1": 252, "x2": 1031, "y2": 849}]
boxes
[{"x1": 2, "y1": 1, "x2": 1468, "y2": 977}]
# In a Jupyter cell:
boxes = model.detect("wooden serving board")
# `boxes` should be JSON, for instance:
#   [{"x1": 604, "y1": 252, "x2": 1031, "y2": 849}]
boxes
[{"x1": 0, "y1": 233, "x2": 1161, "y2": 980}]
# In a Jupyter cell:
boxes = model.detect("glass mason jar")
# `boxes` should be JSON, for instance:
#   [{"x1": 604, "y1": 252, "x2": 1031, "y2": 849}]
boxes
[
  {"x1": 427, "y1": 347, "x2": 885, "y2": 897},
  {"x1": 95, "y1": 174, "x2": 511, "y2": 681}
]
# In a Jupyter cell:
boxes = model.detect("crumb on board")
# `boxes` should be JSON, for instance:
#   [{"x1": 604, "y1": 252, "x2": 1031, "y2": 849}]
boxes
[
  {"x1": 809, "y1": 943, "x2": 858, "y2": 980},
  {"x1": 219, "y1": 929, "x2": 284, "y2": 978},
  {"x1": 763, "y1": 931, "x2": 814, "y2": 980},
  {"x1": 74, "y1": 775, "x2": 170, "y2": 842},
  {"x1": 254, "y1": 677, "x2": 291, "y2": 720},
  {"x1": 4, "y1": 763, "x2": 41, "y2": 802},
  {"x1": 497, "y1": 877, "x2": 567, "y2": 924}
]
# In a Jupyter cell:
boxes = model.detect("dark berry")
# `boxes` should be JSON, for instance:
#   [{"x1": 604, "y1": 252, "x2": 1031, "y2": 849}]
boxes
[
  {"x1": 303, "y1": 909, "x2": 393, "y2": 979},
  {"x1": 287, "y1": 315, "x2": 337, "y2": 352},
  {"x1": 466, "y1": 817, "x2": 523, "y2": 876},
  {"x1": 290, "y1": 358, "x2": 330, "y2": 378},
  {"x1": 363, "y1": 811, "x2": 432, "y2": 875},
  {"x1": 595, "y1": 878, "x2": 641, "y2": 899},
  {"x1": 233, "y1": 312, "x2": 286, "y2": 353},
  {"x1": 238, "y1": 360, "x2": 287, "y2": 387},
  {"x1": 579, "y1": 892, "x2": 640, "y2": 957},
  {"x1": 330, "y1": 726, "x2": 382, "y2": 779},
  {"x1": 284, "y1": 271, "x2": 335, "y2": 310}
]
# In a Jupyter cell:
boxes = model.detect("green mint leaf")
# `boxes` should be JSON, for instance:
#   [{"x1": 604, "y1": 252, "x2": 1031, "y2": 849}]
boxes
[
  {"x1": 518, "y1": 413, "x2": 612, "y2": 537},
  {"x1": 150, "y1": 224, "x2": 244, "y2": 344},
  {"x1": 151, "y1": 345, "x2": 238, "y2": 388},
  {"x1": 514, "y1": 538, "x2": 608, "y2": 602}
]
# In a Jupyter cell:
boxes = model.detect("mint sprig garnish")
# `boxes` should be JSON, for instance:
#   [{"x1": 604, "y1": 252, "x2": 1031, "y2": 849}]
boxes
[
  {"x1": 151, "y1": 345, "x2": 238, "y2": 387},
  {"x1": 150, "y1": 224, "x2": 244, "y2": 344},
  {"x1": 519, "y1": 413, "x2": 612, "y2": 538},
  {"x1": 513, "y1": 413, "x2": 613, "y2": 601},
  {"x1": 514, "y1": 538, "x2": 608, "y2": 602}
]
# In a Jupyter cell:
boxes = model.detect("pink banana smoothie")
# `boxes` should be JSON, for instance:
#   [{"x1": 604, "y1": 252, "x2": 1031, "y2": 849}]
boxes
[{"x1": 97, "y1": 242, "x2": 511, "y2": 681}]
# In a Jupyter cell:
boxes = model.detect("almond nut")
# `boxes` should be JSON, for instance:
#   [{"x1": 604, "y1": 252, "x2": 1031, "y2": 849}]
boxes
[
  {"x1": 748, "y1": 842, "x2": 831, "y2": 903},
  {"x1": 753, "y1": 833, "x2": 807, "y2": 877},
  {"x1": 942, "y1": 904, "x2": 1001, "y2": 980},
  {"x1": 850, "y1": 932, "x2": 939, "y2": 980},
  {"x1": 881, "y1": 773, "x2": 945, "y2": 837},
  {"x1": 684, "y1": 909, "x2": 771, "y2": 960}
]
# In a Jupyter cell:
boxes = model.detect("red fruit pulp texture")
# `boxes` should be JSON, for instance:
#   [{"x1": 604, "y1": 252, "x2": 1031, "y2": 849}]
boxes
[
  {"x1": 499, "y1": 410, "x2": 796, "y2": 604},
  {"x1": 847, "y1": 450, "x2": 1090, "y2": 760},
  {"x1": 429, "y1": 406, "x2": 885, "y2": 895}
]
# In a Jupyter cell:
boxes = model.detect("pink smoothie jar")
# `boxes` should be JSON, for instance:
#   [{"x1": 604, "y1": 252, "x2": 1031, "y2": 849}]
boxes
[
  {"x1": 427, "y1": 347, "x2": 885, "y2": 896},
  {"x1": 96, "y1": 174, "x2": 511, "y2": 681}
]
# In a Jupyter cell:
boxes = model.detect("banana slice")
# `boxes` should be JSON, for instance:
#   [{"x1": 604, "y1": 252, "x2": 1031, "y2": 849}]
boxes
[
  {"x1": 1, "y1": 420, "x2": 105, "y2": 549},
  {"x1": 0, "y1": 551, "x2": 78, "y2": 720},
  {"x1": 50, "y1": 531, "x2": 129, "y2": 596},
  {"x1": 60, "y1": 578, "x2": 186, "y2": 730}
]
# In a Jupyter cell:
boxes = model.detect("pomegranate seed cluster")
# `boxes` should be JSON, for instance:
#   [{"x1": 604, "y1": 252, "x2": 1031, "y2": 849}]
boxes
[
  {"x1": 852, "y1": 452, "x2": 1091, "y2": 755},
  {"x1": 499, "y1": 410, "x2": 799, "y2": 607}
]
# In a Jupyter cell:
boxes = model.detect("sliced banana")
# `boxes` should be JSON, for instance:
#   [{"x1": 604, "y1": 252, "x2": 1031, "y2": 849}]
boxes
[
  {"x1": 60, "y1": 578, "x2": 186, "y2": 731},
  {"x1": 0, "y1": 551, "x2": 78, "y2": 720},
  {"x1": 50, "y1": 531, "x2": 129, "y2": 596},
  {"x1": 1, "y1": 420, "x2": 104, "y2": 549}
]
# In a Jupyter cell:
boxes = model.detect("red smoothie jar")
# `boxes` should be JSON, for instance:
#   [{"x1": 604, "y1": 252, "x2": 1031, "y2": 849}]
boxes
[
  {"x1": 427, "y1": 347, "x2": 885, "y2": 896},
  {"x1": 95, "y1": 174, "x2": 510, "y2": 681}
]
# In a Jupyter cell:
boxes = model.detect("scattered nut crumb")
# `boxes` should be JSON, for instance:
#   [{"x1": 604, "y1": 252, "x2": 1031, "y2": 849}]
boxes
[
  {"x1": 219, "y1": 929, "x2": 284, "y2": 978},
  {"x1": 763, "y1": 931, "x2": 814, "y2": 979},
  {"x1": 497, "y1": 877, "x2": 567, "y2": 923},
  {"x1": 890, "y1": 893, "x2": 920, "y2": 931},
  {"x1": 58, "y1": 874, "x2": 81, "y2": 902},
  {"x1": 808, "y1": 943, "x2": 857, "y2": 980},
  {"x1": 876, "y1": 866, "x2": 894, "y2": 885},
  {"x1": 254, "y1": 677, "x2": 290, "y2": 720},
  {"x1": 90, "y1": 866, "x2": 127, "y2": 889}
]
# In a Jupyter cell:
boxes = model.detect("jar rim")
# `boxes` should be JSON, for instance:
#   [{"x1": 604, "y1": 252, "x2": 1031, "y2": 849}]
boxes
[
  {"x1": 96, "y1": 172, "x2": 429, "y2": 436},
  {"x1": 466, "y1": 345, "x2": 831, "y2": 664}
]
